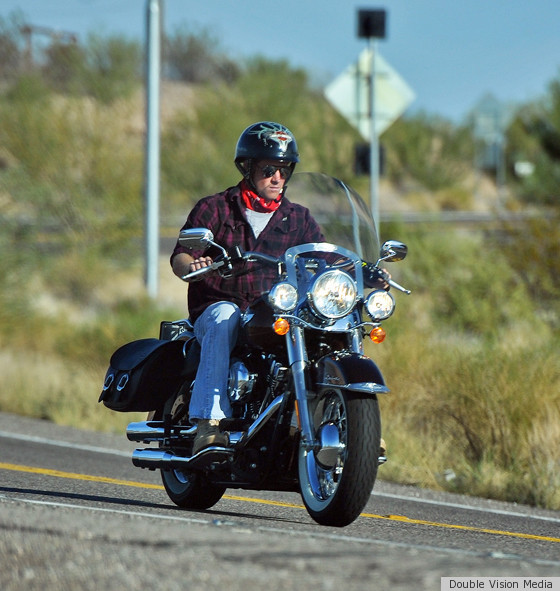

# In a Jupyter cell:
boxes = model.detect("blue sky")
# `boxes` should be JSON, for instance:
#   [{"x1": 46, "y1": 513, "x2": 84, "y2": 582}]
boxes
[{"x1": 2, "y1": 0, "x2": 559, "y2": 122}]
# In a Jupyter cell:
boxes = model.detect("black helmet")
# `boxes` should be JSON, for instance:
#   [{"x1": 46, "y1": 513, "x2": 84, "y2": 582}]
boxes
[{"x1": 235, "y1": 121, "x2": 299, "y2": 180}]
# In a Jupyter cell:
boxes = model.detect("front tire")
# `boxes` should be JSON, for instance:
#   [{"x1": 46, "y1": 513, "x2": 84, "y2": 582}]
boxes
[{"x1": 298, "y1": 388, "x2": 381, "y2": 527}]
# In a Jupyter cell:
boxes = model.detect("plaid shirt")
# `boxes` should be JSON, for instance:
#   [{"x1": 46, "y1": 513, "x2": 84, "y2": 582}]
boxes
[{"x1": 171, "y1": 183, "x2": 324, "y2": 321}]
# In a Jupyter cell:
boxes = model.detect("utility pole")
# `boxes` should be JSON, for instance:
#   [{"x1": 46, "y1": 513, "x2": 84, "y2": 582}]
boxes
[{"x1": 144, "y1": 0, "x2": 162, "y2": 298}]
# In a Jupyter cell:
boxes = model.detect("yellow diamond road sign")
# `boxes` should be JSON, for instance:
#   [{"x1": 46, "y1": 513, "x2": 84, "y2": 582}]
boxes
[{"x1": 325, "y1": 48, "x2": 415, "y2": 140}]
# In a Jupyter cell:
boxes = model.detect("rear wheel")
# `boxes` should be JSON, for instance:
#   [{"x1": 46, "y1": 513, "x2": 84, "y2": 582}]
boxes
[
  {"x1": 158, "y1": 387, "x2": 226, "y2": 510},
  {"x1": 298, "y1": 388, "x2": 380, "y2": 527},
  {"x1": 161, "y1": 468, "x2": 225, "y2": 510}
]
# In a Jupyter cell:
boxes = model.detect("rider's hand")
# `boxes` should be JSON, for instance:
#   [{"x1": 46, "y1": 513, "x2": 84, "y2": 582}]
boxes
[
  {"x1": 363, "y1": 263, "x2": 391, "y2": 290},
  {"x1": 377, "y1": 268, "x2": 391, "y2": 290},
  {"x1": 189, "y1": 256, "x2": 213, "y2": 273}
]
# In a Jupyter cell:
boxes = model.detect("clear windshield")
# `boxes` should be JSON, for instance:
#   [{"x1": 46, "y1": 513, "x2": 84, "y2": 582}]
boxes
[{"x1": 287, "y1": 172, "x2": 380, "y2": 263}]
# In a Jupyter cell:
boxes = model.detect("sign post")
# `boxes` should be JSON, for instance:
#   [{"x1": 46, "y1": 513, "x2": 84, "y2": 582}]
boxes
[
  {"x1": 358, "y1": 9, "x2": 386, "y2": 235},
  {"x1": 325, "y1": 10, "x2": 414, "y2": 234}
]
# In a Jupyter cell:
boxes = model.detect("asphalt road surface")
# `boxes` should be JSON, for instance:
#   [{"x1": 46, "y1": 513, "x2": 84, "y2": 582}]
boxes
[{"x1": 1, "y1": 412, "x2": 559, "y2": 590}]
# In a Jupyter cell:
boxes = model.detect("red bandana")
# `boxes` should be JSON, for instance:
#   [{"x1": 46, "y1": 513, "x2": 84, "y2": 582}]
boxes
[{"x1": 240, "y1": 180, "x2": 282, "y2": 213}]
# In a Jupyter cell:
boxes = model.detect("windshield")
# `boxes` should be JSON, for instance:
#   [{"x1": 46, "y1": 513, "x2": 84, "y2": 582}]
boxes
[{"x1": 287, "y1": 173, "x2": 380, "y2": 263}]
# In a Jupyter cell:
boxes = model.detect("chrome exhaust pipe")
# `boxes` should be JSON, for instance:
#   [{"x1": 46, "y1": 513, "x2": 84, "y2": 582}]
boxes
[
  {"x1": 129, "y1": 395, "x2": 284, "y2": 470},
  {"x1": 132, "y1": 448, "x2": 180, "y2": 468},
  {"x1": 126, "y1": 421, "x2": 195, "y2": 443},
  {"x1": 132, "y1": 447, "x2": 232, "y2": 470}
]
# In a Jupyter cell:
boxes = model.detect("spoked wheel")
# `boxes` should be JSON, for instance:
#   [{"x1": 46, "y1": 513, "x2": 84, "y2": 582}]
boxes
[
  {"x1": 158, "y1": 388, "x2": 226, "y2": 510},
  {"x1": 298, "y1": 388, "x2": 381, "y2": 527}
]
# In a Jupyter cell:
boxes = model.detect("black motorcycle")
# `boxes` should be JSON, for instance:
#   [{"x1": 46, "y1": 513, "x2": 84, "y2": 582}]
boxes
[{"x1": 100, "y1": 173, "x2": 409, "y2": 527}]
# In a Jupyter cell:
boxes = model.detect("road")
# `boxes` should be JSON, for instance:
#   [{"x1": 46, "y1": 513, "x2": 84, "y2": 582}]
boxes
[{"x1": 1, "y1": 412, "x2": 559, "y2": 590}]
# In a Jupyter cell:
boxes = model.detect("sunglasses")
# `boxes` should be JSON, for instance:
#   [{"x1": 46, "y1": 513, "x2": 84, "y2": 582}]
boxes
[{"x1": 258, "y1": 164, "x2": 293, "y2": 179}]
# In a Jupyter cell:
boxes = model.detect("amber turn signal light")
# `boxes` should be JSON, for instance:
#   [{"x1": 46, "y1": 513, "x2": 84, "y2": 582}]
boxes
[
  {"x1": 369, "y1": 326, "x2": 386, "y2": 343},
  {"x1": 273, "y1": 318, "x2": 290, "y2": 335}
]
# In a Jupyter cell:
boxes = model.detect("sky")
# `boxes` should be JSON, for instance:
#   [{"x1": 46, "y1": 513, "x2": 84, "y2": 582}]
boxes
[{"x1": 2, "y1": 0, "x2": 560, "y2": 123}]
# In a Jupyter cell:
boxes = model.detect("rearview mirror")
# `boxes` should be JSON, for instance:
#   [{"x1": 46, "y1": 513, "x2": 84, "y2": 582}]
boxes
[
  {"x1": 379, "y1": 240, "x2": 408, "y2": 262},
  {"x1": 178, "y1": 228, "x2": 214, "y2": 250}
]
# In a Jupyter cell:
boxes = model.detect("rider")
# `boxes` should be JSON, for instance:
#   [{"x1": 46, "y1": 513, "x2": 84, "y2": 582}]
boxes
[
  {"x1": 171, "y1": 121, "x2": 389, "y2": 455},
  {"x1": 171, "y1": 122, "x2": 325, "y2": 453}
]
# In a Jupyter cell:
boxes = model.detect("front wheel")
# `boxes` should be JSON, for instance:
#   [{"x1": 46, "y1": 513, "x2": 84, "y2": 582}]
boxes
[{"x1": 298, "y1": 388, "x2": 381, "y2": 527}]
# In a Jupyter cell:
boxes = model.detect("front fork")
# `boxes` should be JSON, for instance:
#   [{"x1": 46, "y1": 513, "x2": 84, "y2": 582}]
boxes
[
  {"x1": 287, "y1": 324, "x2": 366, "y2": 451},
  {"x1": 285, "y1": 325, "x2": 316, "y2": 452}
]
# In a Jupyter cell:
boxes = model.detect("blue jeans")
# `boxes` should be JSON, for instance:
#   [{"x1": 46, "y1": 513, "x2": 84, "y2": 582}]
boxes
[{"x1": 189, "y1": 301, "x2": 240, "y2": 422}]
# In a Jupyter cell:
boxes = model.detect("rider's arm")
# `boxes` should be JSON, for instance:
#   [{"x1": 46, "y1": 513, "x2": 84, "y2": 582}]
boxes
[{"x1": 171, "y1": 252, "x2": 213, "y2": 279}]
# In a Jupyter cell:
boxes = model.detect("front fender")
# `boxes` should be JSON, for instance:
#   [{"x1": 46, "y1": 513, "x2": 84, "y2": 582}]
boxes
[{"x1": 312, "y1": 351, "x2": 389, "y2": 395}]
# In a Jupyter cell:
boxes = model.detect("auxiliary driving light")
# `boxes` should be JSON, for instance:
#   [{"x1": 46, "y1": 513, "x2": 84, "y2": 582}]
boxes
[{"x1": 365, "y1": 289, "x2": 395, "y2": 321}]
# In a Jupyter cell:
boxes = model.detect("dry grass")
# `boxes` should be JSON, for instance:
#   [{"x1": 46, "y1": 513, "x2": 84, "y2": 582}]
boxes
[
  {"x1": 0, "y1": 255, "x2": 187, "y2": 436},
  {"x1": 374, "y1": 325, "x2": 560, "y2": 509},
  {"x1": 0, "y1": 349, "x2": 144, "y2": 434}
]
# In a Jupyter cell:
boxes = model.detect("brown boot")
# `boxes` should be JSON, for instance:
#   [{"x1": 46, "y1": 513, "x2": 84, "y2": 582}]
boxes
[{"x1": 192, "y1": 419, "x2": 228, "y2": 454}]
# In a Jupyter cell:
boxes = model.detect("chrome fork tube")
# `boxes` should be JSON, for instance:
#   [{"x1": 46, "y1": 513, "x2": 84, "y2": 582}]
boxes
[
  {"x1": 351, "y1": 327, "x2": 364, "y2": 353},
  {"x1": 286, "y1": 325, "x2": 316, "y2": 450}
]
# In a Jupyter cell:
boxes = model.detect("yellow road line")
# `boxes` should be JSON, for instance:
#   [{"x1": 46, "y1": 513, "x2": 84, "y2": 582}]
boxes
[
  {"x1": 1, "y1": 462, "x2": 559, "y2": 544},
  {"x1": 360, "y1": 512, "x2": 560, "y2": 543},
  {"x1": 224, "y1": 493, "x2": 304, "y2": 509},
  {"x1": 0, "y1": 462, "x2": 163, "y2": 490}
]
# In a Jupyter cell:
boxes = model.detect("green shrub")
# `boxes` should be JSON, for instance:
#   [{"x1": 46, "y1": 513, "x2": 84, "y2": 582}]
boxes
[
  {"x1": 382, "y1": 224, "x2": 533, "y2": 338},
  {"x1": 497, "y1": 212, "x2": 560, "y2": 326},
  {"x1": 377, "y1": 334, "x2": 560, "y2": 508},
  {"x1": 382, "y1": 112, "x2": 474, "y2": 191}
]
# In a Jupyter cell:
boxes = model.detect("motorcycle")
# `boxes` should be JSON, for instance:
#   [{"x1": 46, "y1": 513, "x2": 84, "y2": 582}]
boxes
[{"x1": 99, "y1": 173, "x2": 409, "y2": 527}]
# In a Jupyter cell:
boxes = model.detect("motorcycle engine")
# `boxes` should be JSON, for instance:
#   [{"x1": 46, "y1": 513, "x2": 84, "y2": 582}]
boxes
[{"x1": 227, "y1": 360, "x2": 257, "y2": 404}]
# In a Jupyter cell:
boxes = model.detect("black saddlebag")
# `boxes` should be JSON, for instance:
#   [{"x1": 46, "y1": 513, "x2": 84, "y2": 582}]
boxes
[{"x1": 99, "y1": 338, "x2": 190, "y2": 412}]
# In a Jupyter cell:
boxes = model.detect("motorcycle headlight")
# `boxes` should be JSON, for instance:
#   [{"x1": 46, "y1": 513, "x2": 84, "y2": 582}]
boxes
[
  {"x1": 310, "y1": 270, "x2": 357, "y2": 319},
  {"x1": 268, "y1": 282, "x2": 298, "y2": 312},
  {"x1": 365, "y1": 289, "x2": 395, "y2": 321}
]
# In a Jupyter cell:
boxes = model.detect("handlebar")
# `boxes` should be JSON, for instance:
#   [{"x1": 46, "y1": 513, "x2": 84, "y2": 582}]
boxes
[
  {"x1": 180, "y1": 248, "x2": 411, "y2": 294},
  {"x1": 387, "y1": 278, "x2": 411, "y2": 295},
  {"x1": 180, "y1": 251, "x2": 282, "y2": 283},
  {"x1": 244, "y1": 252, "x2": 281, "y2": 266},
  {"x1": 180, "y1": 259, "x2": 226, "y2": 282}
]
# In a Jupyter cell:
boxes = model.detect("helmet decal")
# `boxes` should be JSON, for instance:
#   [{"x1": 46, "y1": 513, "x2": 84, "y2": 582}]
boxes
[{"x1": 249, "y1": 122, "x2": 293, "y2": 152}]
